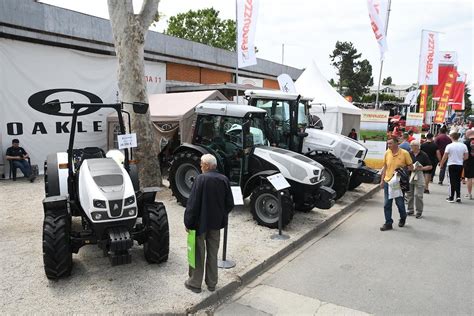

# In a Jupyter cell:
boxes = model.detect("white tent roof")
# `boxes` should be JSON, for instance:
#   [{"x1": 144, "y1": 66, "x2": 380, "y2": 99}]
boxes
[
  {"x1": 108, "y1": 90, "x2": 227, "y2": 122},
  {"x1": 295, "y1": 61, "x2": 362, "y2": 116}
]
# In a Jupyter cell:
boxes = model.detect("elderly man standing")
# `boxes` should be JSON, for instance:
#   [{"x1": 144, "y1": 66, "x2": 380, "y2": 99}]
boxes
[
  {"x1": 407, "y1": 140, "x2": 432, "y2": 218},
  {"x1": 184, "y1": 154, "x2": 234, "y2": 293},
  {"x1": 379, "y1": 137, "x2": 414, "y2": 231}
]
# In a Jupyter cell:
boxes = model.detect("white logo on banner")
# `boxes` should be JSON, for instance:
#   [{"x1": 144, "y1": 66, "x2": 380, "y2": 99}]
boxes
[
  {"x1": 237, "y1": 0, "x2": 259, "y2": 68},
  {"x1": 277, "y1": 74, "x2": 297, "y2": 93},
  {"x1": 367, "y1": 0, "x2": 388, "y2": 60},
  {"x1": 438, "y1": 51, "x2": 458, "y2": 66},
  {"x1": 418, "y1": 30, "x2": 439, "y2": 85}
]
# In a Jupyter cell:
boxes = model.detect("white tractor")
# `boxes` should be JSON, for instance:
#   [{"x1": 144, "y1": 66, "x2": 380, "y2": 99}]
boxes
[
  {"x1": 245, "y1": 89, "x2": 381, "y2": 199},
  {"x1": 42, "y1": 100, "x2": 169, "y2": 279}
]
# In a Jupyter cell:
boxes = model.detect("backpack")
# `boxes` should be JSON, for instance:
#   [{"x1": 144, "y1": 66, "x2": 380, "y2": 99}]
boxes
[{"x1": 395, "y1": 167, "x2": 410, "y2": 193}]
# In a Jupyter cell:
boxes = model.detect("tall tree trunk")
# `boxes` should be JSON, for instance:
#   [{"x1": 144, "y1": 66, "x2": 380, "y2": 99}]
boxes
[{"x1": 108, "y1": 0, "x2": 162, "y2": 187}]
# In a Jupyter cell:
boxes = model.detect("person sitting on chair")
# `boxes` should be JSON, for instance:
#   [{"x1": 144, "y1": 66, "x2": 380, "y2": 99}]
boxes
[{"x1": 6, "y1": 139, "x2": 35, "y2": 182}]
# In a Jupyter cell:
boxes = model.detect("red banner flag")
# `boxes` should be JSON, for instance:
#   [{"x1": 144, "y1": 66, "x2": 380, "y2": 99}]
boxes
[
  {"x1": 419, "y1": 85, "x2": 428, "y2": 119},
  {"x1": 433, "y1": 65, "x2": 456, "y2": 99},
  {"x1": 433, "y1": 71, "x2": 456, "y2": 124},
  {"x1": 450, "y1": 72, "x2": 467, "y2": 110}
]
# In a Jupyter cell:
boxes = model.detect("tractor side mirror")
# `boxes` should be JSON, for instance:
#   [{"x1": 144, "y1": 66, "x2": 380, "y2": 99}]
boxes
[
  {"x1": 42, "y1": 99, "x2": 61, "y2": 113},
  {"x1": 133, "y1": 102, "x2": 149, "y2": 114}
]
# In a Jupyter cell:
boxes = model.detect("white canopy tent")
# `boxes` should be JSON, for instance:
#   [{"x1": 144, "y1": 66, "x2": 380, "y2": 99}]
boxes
[{"x1": 295, "y1": 61, "x2": 362, "y2": 136}]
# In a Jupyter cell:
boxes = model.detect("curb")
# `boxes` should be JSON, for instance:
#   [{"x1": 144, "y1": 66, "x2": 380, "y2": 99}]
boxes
[{"x1": 186, "y1": 185, "x2": 381, "y2": 314}]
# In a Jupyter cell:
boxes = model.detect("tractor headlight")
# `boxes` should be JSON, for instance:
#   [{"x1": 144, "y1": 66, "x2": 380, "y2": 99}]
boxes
[
  {"x1": 355, "y1": 150, "x2": 364, "y2": 158},
  {"x1": 91, "y1": 212, "x2": 104, "y2": 220},
  {"x1": 124, "y1": 195, "x2": 135, "y2": 206},
  {"x1": 93, "y1": 199, "x2": 106, "y2": 209},
  {"x1": 127, "y1": 208, "x2": 136, "y2": 216},
  {"x1": 313, "y1": 169, "x2": 319, "y2": 176},
  {"x1": 310, "y1": 177, "x2": 319, "y2": 183}
]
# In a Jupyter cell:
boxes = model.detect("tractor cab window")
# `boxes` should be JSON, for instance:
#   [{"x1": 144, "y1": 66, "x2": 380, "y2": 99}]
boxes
[
  {"x1": 297, "y1": 101, "x2": 309, "y2": 129},
  {"x1": 255, "y1": 99, "x2": 291, "y2": 148}
]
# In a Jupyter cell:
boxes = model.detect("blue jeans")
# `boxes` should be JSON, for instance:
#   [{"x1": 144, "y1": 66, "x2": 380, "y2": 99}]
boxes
[
  {"x1": 383, "y1": 182, "x2": 407, "y2": 224},
  {"x1": 12, "y1": 159, "x2": 31, "y2": 177}
]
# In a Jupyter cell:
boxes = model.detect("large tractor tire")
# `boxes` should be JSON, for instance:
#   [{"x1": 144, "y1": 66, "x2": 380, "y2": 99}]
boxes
[
  {"x1": 348, "y1": 173, "x2": 363, "y2": 191},
  {"x1": 250, "y1": 183, "x2": 294, "y2": 229},
  {"x1": 143, "y1": 202, "x2": 170, "y2": 263},
  {"x1": 42, "y1": 213, "x2": 73, "y2": 280},
  {"x1": 169, "y1": 151, "x2": 201, "y2": 206},
  {"x1": 44, "y1": 154, "x2": 60, "y2": 197},
  {"x1": 311, "y1": 153, "x2": 349, "y2": 200}
]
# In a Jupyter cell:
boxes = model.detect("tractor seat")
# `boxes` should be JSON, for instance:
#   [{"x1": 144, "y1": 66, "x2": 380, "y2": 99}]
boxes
[{"x1": 81, "y1": 147, "x2": 106, "y2": 161}]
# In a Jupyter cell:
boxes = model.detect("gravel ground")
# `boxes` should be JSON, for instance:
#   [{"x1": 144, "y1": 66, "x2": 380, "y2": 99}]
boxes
[{"x1": 0, "y1": 176, "x2": 373, "y2": 314}]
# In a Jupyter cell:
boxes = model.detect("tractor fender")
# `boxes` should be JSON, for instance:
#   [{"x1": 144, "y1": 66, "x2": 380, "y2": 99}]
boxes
[
  {"x1": 136, "y1": 187, "x2": 161, "y2": 217},
  {"x1": 173, "y1": 143, "x2": 210, "y2": 156},
  {"x1": 243, "y1": 170, "x2": 279, "y2": 198},
  {"x1": 45, "y1": 152, "x2": 68, "y2": 197},
  {"x1": 43, "y1": 195, "x2": 69, "y2": 216}
]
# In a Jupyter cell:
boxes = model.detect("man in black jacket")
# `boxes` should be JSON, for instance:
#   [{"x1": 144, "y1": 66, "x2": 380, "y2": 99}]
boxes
[{"x1": 184, "y1": 154, "x2": 234, "y2": 293}]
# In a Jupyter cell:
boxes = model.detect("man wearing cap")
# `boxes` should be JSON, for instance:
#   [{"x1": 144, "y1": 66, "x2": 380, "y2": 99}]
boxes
[
  {"x1": 463, "y1": 129, "x2": 474, "y2": 200},
  {"x1": 5, "y1": 139, "x2": 35, "y2": 182},
  {"x1": 407, "y1": 140, "x2": 432, "y2": 218}
]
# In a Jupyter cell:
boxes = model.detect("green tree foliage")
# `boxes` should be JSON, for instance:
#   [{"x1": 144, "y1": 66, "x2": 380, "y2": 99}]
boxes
[
  {"x1": 329, "y1": 41, "x2": 374, "y2": 102},
  {"x1": 361, "y1": 93, "x2": 403, "y2": 103},
  {"x1": 164, "y1": 8, "x2": 236, "y2": 51},
  {"x1": 382, "y1": 76, "x2": 393, "y2": 85},
  {"x1": 464, "y1": 83, "x2": 472, "y2": 118}
]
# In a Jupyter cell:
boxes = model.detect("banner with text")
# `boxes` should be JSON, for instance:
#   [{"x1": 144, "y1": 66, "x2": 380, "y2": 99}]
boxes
[
  {"x1": 0, "y1": 38, "x2": 166, "y2": 175},
  {"x1": 434, "y1": 71, "x2": 456, "y2": 124},
  {"x1": 367, "y1": 0, "x2": 388, "y2": 60},
  {"x1": 419, "y1": 85, "x2": 428, "y2": 119},
  {"x1": 237, "y1": 0, "x2": 259, "y2": 68},
  {"x1": 418, "y1": 30, "x2": 439, "y2": 85},
  {"x1": 359, "y1": 110, "x2": 389, "y2": 169},
  {"x1": 406, "y1": 113, "x2": 424, "y2": 133},
  {"x1": 450, "y1": 72, "x2": 466, "y2": 110}
]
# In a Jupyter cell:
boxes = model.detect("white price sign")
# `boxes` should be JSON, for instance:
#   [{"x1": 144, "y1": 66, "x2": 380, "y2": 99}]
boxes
[
  {"x1": 267, "y1": 173, "x2": 291, "y2": 191},
  {"x1": 231, "y1": 186, "x2": 244, "y2": 205},
  {"x1": 117, "y1": 133, "x2": 137, "y2": 149}
]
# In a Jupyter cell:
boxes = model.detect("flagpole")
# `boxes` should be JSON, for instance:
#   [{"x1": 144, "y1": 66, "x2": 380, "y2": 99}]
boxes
[
  {"x1": 375, "y1": 0, "x2": 392, "y2": 110},
  {"x1": 235, "y1": 0, "x2": 239, "y2": 103}
]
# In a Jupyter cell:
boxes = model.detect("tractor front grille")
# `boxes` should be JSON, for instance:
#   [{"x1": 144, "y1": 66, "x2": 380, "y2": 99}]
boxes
[{"x1": 109, "y1": 199, "x2": 123, "y2": 217}]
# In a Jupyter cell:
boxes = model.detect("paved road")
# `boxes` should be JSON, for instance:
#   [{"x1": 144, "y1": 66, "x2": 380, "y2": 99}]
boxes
[{"x1": 215, "y1": 179, "x2": 473, "y2": 315}]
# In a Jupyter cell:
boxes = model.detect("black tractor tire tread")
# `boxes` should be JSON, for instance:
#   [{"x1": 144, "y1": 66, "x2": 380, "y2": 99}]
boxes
[
  {"x1": 42, "y1": 214, "x2": 72, "y2": 280},
  {"x1": 169, "y1": 151, "x2": 201, "y2": 206},
  {"x1": 348, "y1": 173, "x2": 363, "y2": 191},
  {"x1": 294, "y1": 202, "x2": 314, "y2": 213},
  {"x1": 312, "y1": 153, "x2": 349, "y2": 200},
  {"x1": 144, "y1": 202, "x2": 170, "y2": 263},
  {"x1": 250, "y1": 184, "x2": 294, "y2": 229}
]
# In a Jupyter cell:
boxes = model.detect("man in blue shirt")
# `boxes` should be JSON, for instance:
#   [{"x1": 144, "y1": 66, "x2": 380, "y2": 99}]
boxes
[{"x1": 399, "y1": 132, "x2": 411, "y2": 152}]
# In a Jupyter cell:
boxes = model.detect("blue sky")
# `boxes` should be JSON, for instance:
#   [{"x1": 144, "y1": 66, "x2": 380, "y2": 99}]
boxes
[{"x1": 41, "y1": 0, "x2": 473, "y2": 96}]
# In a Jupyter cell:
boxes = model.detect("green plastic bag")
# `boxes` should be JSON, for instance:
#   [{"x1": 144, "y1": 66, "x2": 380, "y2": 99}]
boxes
[{"x1": 187, "y1": 230, "x2": 196, "y2": 269}]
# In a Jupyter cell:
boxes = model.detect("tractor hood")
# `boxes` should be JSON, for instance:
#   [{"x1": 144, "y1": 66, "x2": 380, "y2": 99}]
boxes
[
  {"x1": 302, "y1": 129, "x2": 368, "y2": 169},
  {"x1": 253, "y1": 146, "x2": 323, "y2": 185}
]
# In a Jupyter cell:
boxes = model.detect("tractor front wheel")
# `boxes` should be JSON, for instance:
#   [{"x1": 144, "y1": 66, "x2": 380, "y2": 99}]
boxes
[
  {"x1": 143, "y1": 202, "x2": 170, "y2": 263},
  {"x1": 250, "y1": 184, "x2": 294, "y2": 229}
]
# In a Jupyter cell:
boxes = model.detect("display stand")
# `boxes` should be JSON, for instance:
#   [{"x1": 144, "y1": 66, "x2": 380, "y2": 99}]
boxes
[
  {"x1": 218, "y1": 186, "x2": 243, "y2": 269},
  {"x1": 267, "y1": 173, "x2": 291, "y2": 240}
]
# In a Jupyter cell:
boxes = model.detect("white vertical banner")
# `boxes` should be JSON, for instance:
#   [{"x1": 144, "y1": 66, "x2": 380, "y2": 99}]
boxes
[
  {"x1": 237, "y1": 0, "x2": 259, "y2": 68},
  {"x1": 404, "y1": 89, "x2": 420, "y2": 105},
  {"x1": 418, "y1": 30, "x2": 439, "y2": 85},
  {"x1": 367, "y1": 0, "x2": 388, "y2": 60}
]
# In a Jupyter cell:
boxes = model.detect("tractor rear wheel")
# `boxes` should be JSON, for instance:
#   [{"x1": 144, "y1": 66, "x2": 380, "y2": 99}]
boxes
[
  {"x1": 42, "y1": 212, "x2": 72, "y2": 280},
  {"x1": 169, "y1": 151, "x2": 201, "y2": 206},
  {"x1": 311, "y1": 153, "x2": 349, "y2": 200},
  {"x1": 143, "y1": 202, "x2": 170, "y2": 263},
  {"x1": 250, "y1": 184, "x2": 294, "y2": 229}
]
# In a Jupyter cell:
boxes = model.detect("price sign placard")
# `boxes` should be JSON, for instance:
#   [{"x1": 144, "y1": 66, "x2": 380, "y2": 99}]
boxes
[
  {"x1": 267, "y1": 173, "x2": 291, "y2": 191},
  {"x1": 117, "y1": 133, "x2": 137, "y2": 149},
  {"x1": 231, "y1": 186, "x2": 244, "y2": 205}
]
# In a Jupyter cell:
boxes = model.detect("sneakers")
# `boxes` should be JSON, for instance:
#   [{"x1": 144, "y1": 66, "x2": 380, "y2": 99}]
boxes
[
  {"x1": 416, "y1": 213, "x2": 422, "y2": 219},
  {"x1": 380, "y1": 223, "x2": 393, "y2": 231},
  {"x1": 446, "y1": 198, "x2": 455, "y2": 203},
  {"x1": 184, "y1": 281, "x2": 202, "y2": 293},
  {"x1": 464, "y1": 193, "x2": 472, "y2": 200},
  {"x1": 398, "y1": 218, "x2": 406, "y2": 227},
  {"x1": 456, "y1": 198, "x2": 461, "y2": 203},
  {"x1": 407, "y1": 211, "x2": 415, "y2": 216},
  {"x1": 424, "y1": 189, "x2": 430, "y2": 194},
  {"x1": 207, "y1": 285, "x2": 216, "y2": 292}
]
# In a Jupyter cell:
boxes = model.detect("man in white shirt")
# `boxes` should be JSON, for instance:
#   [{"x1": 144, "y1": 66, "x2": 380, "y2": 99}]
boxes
[{"x1": 439, "y1": 131, "x2": 468, "y2": 202}]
